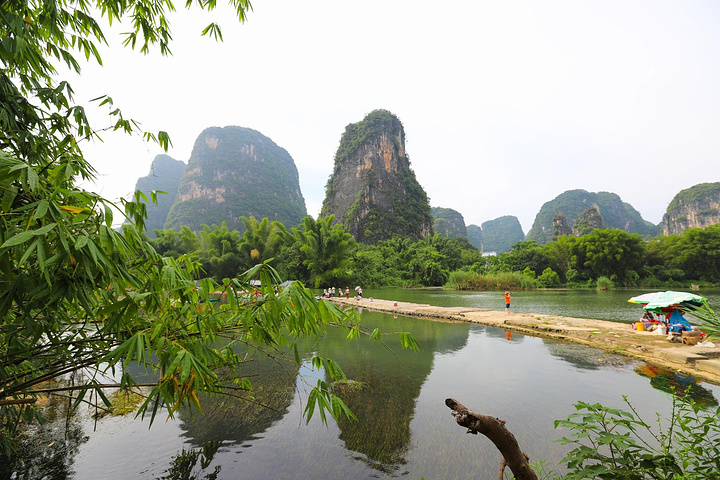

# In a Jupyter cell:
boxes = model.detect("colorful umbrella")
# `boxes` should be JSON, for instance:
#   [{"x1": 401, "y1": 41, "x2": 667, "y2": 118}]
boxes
[
  {"x1": 641, "y1": 291, "x2": 707, "y2": 313},
  {"x1": 627, "y1": 292, "x2": 664, "y2": 305}
]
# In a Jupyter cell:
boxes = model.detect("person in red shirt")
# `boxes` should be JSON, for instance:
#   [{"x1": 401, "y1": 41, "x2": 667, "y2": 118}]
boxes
[{"x1": 504, "y1": 291, "x2": 511, "y2": 313}]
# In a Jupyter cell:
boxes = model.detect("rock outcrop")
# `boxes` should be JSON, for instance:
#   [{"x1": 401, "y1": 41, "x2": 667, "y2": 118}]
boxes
[
  {"x1": 321, "y1": 110, "x2": 433, "y2": 243},
  {"x1": 526, "y1": 189, "x2": 659, "y2": 244},
  {"x1": 662, "y1": 183, "x2": 720, "y2": 235},
  {"x1": 552, "y1": 212, "x2": 572, "y2": 240},
  {"x1": 134, "y1": 154, "x2": 186, "y2": 237},
  {"x1": 431, "y1": 207, "x2": 467, "y2": 239},
  {"x1": 573, "y1": 206, "x2": 604, "y2": 236},
  {"x1": 164, "y1": 126, "x2": 307, "y2": 232},
  {"x1": 481, "y1": 216, "x2": 525, "y2": 253}
]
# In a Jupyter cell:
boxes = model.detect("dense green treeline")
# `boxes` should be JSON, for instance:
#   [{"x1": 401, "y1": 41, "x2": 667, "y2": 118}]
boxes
[
  {"x1": 453, "y1": 225, "x2": 720, "y2": 290},
  {"x1": 151, "y1": 218, "x2": 720, "y2": 290},
  {"x1": 151, "y1": 216, "x2": 482, "y2": 288}
]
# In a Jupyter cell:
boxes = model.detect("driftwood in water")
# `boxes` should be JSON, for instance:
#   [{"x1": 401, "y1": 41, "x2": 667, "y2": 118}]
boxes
[{"x1": 445, "y1": 398, "x2": 538, "y2": 480}]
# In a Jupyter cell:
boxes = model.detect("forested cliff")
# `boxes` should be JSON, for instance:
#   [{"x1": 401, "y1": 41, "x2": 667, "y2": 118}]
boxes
[
  {"x1": 526, "y1": 189, "x2": 659, "y2": 244},
  {"x1": 662, "y1": 182, "x2": 720, "y2": 235},
  {"x1": 481, "y1": 216, "x2": 525, "y2": 253},
  {"x1": 431, "y1": 207, "x2": 467, "y2": 239},
  {"x1": 321, "y1": 110, "x2": 433, "y2": 243},
  {"x1": 164, "y1": 126, "x2": 307, "y2": 232}
]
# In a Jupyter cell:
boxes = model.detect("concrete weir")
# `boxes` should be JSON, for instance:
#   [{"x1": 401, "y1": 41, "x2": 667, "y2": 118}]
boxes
[{"x1": 328, "y1": 297, "x2": 720, "y2": 385}]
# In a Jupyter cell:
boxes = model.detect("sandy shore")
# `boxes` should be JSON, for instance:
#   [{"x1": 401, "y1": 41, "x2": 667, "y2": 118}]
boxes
[{"x1": 328, "y1": 296, "x2": 720, "y2": 385}]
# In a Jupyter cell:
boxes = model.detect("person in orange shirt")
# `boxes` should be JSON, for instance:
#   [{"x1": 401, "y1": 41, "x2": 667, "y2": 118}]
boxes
[{"x1": 504, "y1": 291, "x2": 511, "y2": 313}]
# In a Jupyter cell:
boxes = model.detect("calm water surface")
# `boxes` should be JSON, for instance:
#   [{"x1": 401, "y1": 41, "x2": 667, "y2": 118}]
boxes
[
  {"x1": 368, "y1": 287, "x2": 720, "y2": 323},
  {"x1": 7, "y1": 289, "x2": 720, "y2": 479}
]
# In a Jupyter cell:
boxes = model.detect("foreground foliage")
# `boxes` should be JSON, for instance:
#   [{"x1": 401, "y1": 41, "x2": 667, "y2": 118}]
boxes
[{"x1": 556, "y1": 395, "x2": 720, "y2": 479}]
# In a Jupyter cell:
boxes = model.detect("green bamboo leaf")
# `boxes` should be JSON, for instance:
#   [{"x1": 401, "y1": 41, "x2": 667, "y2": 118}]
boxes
[
  {"x1": 32, "y1": 200, "x2": 49, "y2": 220},
  {"x1": 1, "y1": 223, "x2": 57, "y2": 247}
]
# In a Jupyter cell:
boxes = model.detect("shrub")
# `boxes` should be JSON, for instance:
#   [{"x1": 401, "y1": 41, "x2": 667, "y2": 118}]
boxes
[
  {"x1": 596, "y1": 276, "x2": 613, "y2": 290},
  {"x1": 537, "y1": 268, "x2": 561, "y2": 288}
]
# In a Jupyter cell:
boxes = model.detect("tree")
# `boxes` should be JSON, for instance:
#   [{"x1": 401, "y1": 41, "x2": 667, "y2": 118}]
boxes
[
  {"x1": 543, "y1": 235, "x2": 575, "y2": 282},
  {"x1": 574, "y1": 229, "x2": 645, "y2": 285},
  {"x1": 152, "y1": 226, "x2": 201, "y2": 258},
  {"x1": 498, "y1": 240, "x2": 552, "y2": 275},
  {"x1": 668, "y1": 225, "x2": 720, "y2": 282},
  {"x1": 197, "y1": 222, "x2": 244, "y2": 280},
  {"x1": 0, "y1": 0, "x2": 418, "y2": 455},
  {"x1": 237, "y1": 216, "x2": 291, "y2": 271},
  {"x1": 293, "y1": 215, "x2": 356, "y2": 288}
]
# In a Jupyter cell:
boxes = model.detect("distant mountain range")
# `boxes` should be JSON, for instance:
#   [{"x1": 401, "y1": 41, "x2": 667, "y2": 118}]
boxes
[{"x1": 129, "y1": 121, "x2": 719, "y2": 249}]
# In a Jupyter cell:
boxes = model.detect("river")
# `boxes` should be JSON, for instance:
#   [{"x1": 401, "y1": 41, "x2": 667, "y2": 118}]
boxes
[{"x1": 5, "y1": 288, "x2": 720, "y2": 479}]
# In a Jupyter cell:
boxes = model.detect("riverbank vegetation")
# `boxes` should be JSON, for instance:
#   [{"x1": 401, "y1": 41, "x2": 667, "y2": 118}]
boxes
[{"x1": 150, "y1": 219, "x2": 720, "y2": 291}]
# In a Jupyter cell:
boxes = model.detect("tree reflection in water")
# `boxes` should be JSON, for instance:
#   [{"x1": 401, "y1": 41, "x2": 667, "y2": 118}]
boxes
[
  {"x1": 154, "y1": 440, "x2": 222, "y2": 480},
  {"x1": 177, "y1": 351, "x2": 298, "y2": 447}
]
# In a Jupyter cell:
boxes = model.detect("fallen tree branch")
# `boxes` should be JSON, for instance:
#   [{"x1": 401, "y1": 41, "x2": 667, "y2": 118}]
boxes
[{"x1": 445, "y1": 398, "x2": 538, "y2": 480}]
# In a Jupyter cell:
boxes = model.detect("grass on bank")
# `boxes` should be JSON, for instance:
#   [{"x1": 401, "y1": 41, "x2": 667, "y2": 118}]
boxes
[{"x1": 446, "y1": 271, "x2": 539, "y2": 290}]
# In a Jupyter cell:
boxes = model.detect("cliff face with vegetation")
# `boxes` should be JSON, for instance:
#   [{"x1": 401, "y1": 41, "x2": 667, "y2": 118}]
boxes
[
  {"x1": 164, "y1": 126, "x2": 307, "y2": 232},
  {"x1": 526, "y1": 189, "x2": 659, "y2": 244},
  {"x1": 134, "y1": 154, "x2": 186, "y2": 237},
  {"x1": 431, "y1": 207, "x2": 467, "y2": 239},
  {"x1": 662, "y1": 182, "x2": 720, "y2": 235},
  {"x1": 466, "y1": 224, "x2": 483, "y2": 250},
  {"x1": 481, "y1": 216, "x2": 525, "y2": 253},
  {"x1": 321, "y1": 110, "x2": 433, "y2": 243}
]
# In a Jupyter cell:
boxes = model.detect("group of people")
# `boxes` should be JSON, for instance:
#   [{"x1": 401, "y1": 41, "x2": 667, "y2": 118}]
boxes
[
  {"x1": 320, "y1": 286, "x2": 363, "y2": 300},
  {"x1": 639, "y1": 309, "x2": 694, "y2": 335}
]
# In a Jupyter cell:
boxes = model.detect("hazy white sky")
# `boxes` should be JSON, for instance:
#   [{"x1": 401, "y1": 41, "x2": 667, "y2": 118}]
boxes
[{"x1": 75, "y1": 0, "x2": 720, "y2": 233}]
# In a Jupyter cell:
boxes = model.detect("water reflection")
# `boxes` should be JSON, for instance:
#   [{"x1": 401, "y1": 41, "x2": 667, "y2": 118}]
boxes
[
  {"x1": 317, "y1": 311, "x2": 470, "y2": 474},
  {"x1": 9, "y1": 305, "x2": 720, "y2": 479},
  {"x1": 178, "y1": 351, "x2": 298, "y2": 447},
  {"x1": 483, "y1": 325, "x2": 526, "y2": 343},
  {"x1": 154, "y1": 440, "x2": 222, "y2": 480},
  {"x1": 635, "y1": 364, "x2": 718, "y2": 407}
]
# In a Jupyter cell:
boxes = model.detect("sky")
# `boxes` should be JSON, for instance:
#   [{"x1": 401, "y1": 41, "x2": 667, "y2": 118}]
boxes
[{"x1": 74, "y1": 0, "x2": 720, "y2": 234}]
